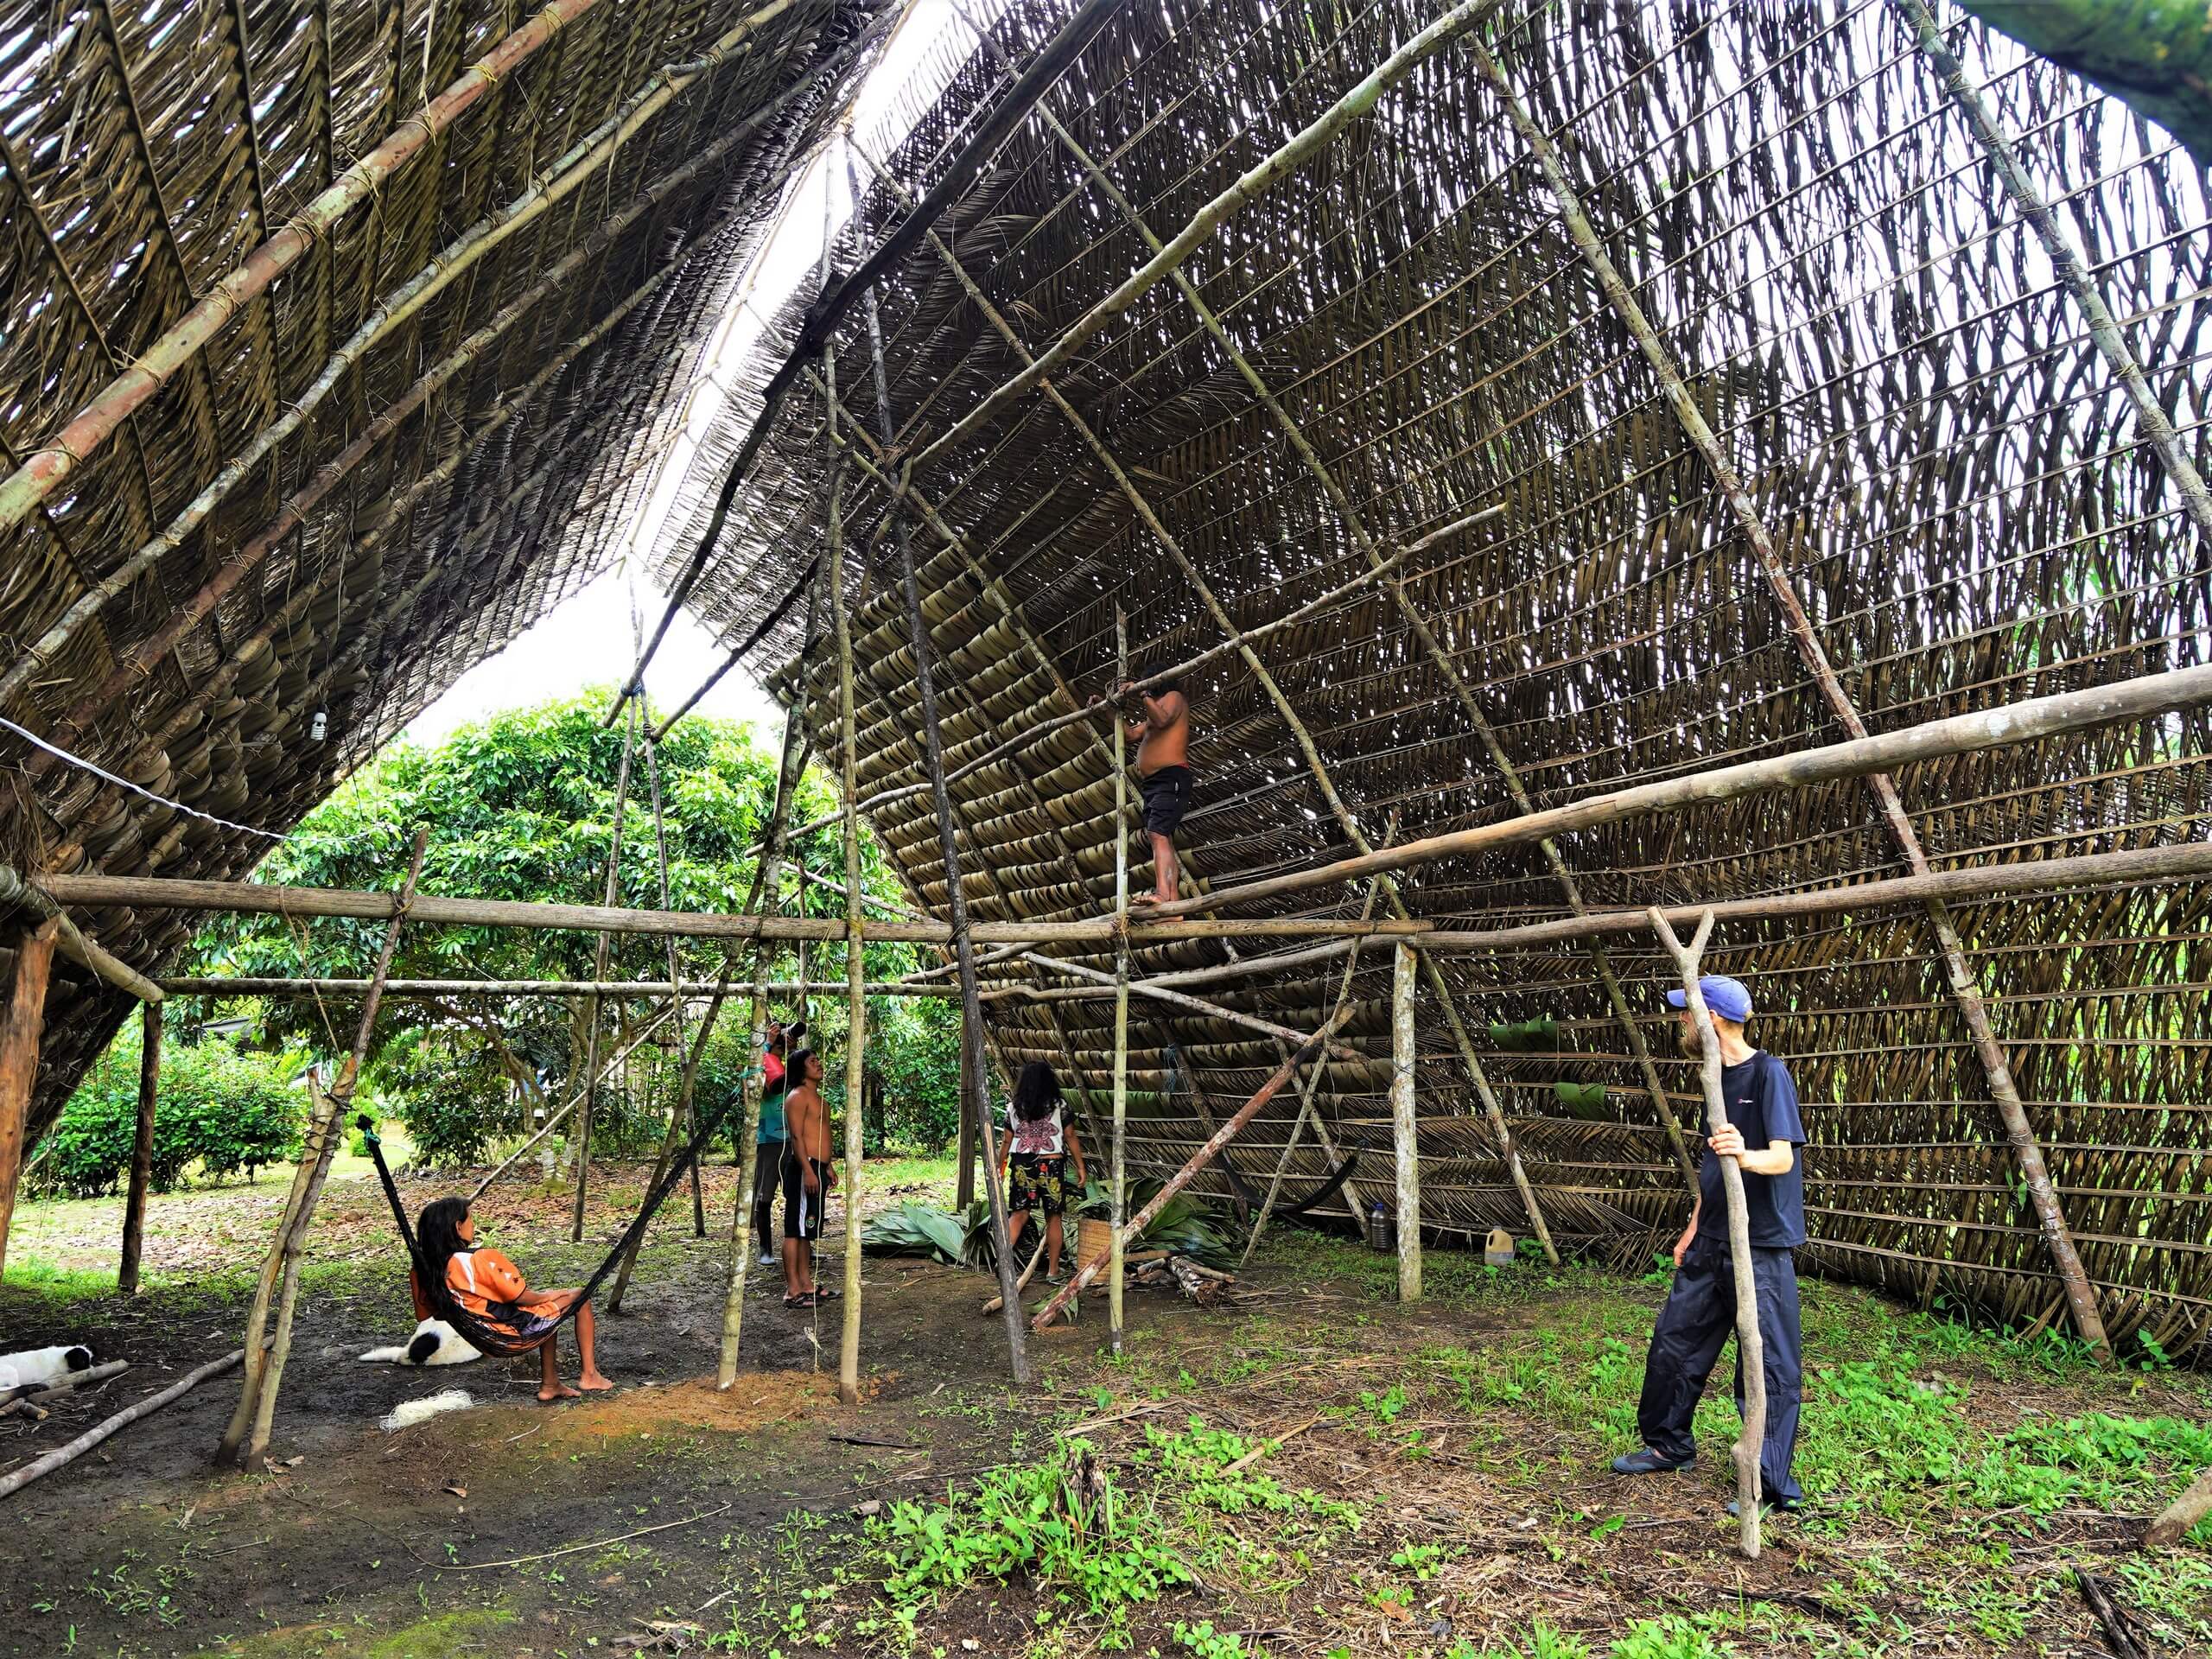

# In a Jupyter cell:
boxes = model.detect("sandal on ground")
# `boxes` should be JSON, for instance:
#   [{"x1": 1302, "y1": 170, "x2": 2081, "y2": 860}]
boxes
[
  {"x1": 784, "y1": 1292, "x2": 820, "y2": 1308},
  {"x1": 812, "y1": 1286, "x2": 841, "y2": 1301}
]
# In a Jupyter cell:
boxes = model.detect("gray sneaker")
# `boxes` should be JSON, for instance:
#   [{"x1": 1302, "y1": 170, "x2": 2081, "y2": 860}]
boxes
[{"x1": 1611, "y1": 1448, "x2": 1694, "y2": 1475}]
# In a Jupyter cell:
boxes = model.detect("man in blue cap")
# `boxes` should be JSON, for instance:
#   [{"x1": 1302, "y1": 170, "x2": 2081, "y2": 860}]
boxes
[{"x1": 1610, "y1": 972, "x2": 1808, "y2": 1516}]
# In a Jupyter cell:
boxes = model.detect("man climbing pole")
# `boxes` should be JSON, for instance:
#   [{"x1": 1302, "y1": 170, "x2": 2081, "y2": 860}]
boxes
[{"x1": 1119, "y1": 671, "x2": 1189, "y2": 907}]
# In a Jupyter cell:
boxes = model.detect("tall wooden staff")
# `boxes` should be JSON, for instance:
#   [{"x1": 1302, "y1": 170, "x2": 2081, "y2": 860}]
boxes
[{"x1": 1648, "y1": 907, "x2": 1763, "y2": 1559}]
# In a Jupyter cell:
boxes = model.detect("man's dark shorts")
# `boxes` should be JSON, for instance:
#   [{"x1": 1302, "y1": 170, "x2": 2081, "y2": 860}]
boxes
[
  {"x1": 781, "y1": 1156, "x2": 828, "y2": 1241},
  {"x1": 1141, "y1": 766, "x2": 1192, "y2": 837}
]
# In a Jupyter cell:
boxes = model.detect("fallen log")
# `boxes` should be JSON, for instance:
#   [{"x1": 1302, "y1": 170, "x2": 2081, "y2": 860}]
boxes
[
  {"x1": 0, "y1": 1351, "x2": 243, "y2": 1501},
  {"x1": 2144, "y1": 1467, "x2": 2212, "y2": 1548}
]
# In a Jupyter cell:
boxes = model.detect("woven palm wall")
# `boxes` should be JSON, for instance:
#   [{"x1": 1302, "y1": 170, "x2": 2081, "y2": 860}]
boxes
[
  {"x1": 667, "y1": 0, "x2": 2212, "y2": 1357},
  {"x1": 0, "y1": 0, "x2": 895, "y2": 1141}
]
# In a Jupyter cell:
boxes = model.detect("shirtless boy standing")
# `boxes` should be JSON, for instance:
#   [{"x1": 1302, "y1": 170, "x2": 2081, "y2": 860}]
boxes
[{"x1": 1119, "y1": 673, "x2": 1190, "y2": 906}]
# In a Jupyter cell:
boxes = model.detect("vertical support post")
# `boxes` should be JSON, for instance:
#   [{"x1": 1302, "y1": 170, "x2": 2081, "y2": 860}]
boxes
[
  {"x1": 1110, "y1": 607, "x2": 1130, "y2": 1355},
  {"x1": 118, "y1": 1001, "x2": 163, "y2": 1294},
  {"x1": 0, "y1": 918, "x2": 60, "y2": 1281},
  {"x1": 851, "y1": 209, "x2": 1028, "y2": 1382},
  {"x1": 1649, "y1": 909, "x2": 1763, "y2": 1560},
  {"x1": 574, "y1": 702, "x2": 639, "y2": 1241},
  {"x1": 828, "y1": 296, "x2": 869, "y2": 1405},
  {"x1": 717, "y1": 579, "x2": 816, "y2": 1388},
  {"x1": 605, "y1": 735, "x2": 695, "y2": 1311},
  {"x1": 219, "y1": 826, "x2": 428, "y2": 1467},
  {"x1": 1390, "y1": 942, "x2": 1421, "y2": 1304},
  {"x1": 1474, "y1": 39, "x2": 2108, "y2": 1354}
]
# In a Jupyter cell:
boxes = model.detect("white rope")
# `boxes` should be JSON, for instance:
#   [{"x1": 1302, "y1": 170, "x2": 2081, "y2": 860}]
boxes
[{"x1": 3, "y1": 715, "x2": 286, "y2": 840}]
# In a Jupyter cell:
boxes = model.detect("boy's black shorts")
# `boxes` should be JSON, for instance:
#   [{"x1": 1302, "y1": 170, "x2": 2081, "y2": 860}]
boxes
[{"x1": 1141, "y1": 766, "x2": 1192, "y2": 836}]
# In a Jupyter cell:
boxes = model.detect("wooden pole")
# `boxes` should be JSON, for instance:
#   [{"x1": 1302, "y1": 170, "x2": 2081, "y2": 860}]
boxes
[
  {"x1": 855, "y1": 272, "x2": 1029, "y2": 1383},
  {"x1": 1896, "y1": 0, "x2": 2212, "y2": 543},
  {"x1": 1029, "y1": 1007, "x2": 1351, "y2": 1331},
  {"x1": 943, "y1": 8, "x2": 1670, "y2": 1203},
  {"x1": 1473, "y1": 39, "x2": 2110, "y2": 1355},
  {"x1": 610, "y1": 0, "x2": 1130, "y2": 719},
  {"x1": 0, "y1": 1351, "x2": 243, "y2": 1503},
  {"x1": 906, "y1": 0, "x2": 1507, "y2": 474},
  {"x1": 574, "y1": 704, "x2": 640, "y2": 1240},
  {"x1": 1649, "y1": 909, "x2": 1763, "y2": 1560},
  {"x1": 2145, "y1": 1468, "x2": 2212, "y2": 1549},
  {"x1": 1390, "y1": 942, "x2": 1422, "y2": 1303},
  {"x1": 1110, "y1": 607, "x2": 1130, "y2": 1357},
  {"x1": 716, "y1": 578, "x2": 815, "y2": 1388},
  {"x1": 1241, "y1": 867, "x2": 1389, "y2": 1267},
  {"x1": 218, "y1": 825, "x2": 427, "y2": 1467},
  {"x1": 0, "y1": 918, "x2": 60, "y2": 1281},
  {"x1": 118, "y1": 1002, "x2": 162, "y2": 1294},
  {"x1": 157, "y1": 976, "x2": 960, "y2": 997},
  {"x1": 1016, "y1": 953, "x2": 1363, "y2": 1058},
  {"x1": 828, "y1": 334, "x2": 868, "y2": 1406}
]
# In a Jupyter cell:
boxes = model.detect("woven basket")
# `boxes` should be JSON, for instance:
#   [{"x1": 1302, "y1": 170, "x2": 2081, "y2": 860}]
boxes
[{"x1": 1076, "y1": 1217, "x2": 1115, "y2": 1275}]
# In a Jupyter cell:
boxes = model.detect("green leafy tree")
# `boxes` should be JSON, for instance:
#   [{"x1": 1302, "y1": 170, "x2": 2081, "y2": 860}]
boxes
[{"x1": 184, "y1": 692, "x2": 964, "y2": 1166}]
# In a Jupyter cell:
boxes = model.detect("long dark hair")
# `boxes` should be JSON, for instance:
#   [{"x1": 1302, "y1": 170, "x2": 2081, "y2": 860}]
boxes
[
  {"x1": 417, "y1": 1196, "x2": 473, "y2": 1286},
  {"x1": 785, "y1": 1046, "x2": 820, "y2": 1090},
  {"x1": 1012, "y1": 1060, "x2": 1062, "y2": 1123}
]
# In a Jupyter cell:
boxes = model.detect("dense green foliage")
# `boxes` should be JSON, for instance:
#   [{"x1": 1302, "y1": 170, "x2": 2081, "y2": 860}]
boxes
[
  {"x1": 182, "y1": 693, "x2": 966, "y2": 1169},
  {"x1": 30, "y1": 1024, "x2": 308, "y2": 1198}
]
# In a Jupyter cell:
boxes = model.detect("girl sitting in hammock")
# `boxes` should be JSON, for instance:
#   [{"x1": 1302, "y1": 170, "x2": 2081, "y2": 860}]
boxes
[{"x1": 411, "y1": 1197, "x2": 612, "y2": 1403}]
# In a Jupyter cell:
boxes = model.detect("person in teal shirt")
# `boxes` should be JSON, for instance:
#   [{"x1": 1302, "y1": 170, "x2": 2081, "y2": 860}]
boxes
[{"x1": 749, "y1": 1022, "x2": 797, "y2": 1268}]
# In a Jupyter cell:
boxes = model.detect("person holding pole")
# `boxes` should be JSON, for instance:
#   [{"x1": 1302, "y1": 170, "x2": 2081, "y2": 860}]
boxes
[
  {"x1": 1118, "y1": 672, "x2": 1190, "y2": 908},
  {"x1": 1610, "y1": 973, "x2": 1807, "y2": 1516}
]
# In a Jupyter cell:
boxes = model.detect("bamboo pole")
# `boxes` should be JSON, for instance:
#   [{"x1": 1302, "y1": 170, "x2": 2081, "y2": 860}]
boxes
[
  {"x1": 574, "y1": 705, "x2": 640, "y2": 1241},
  {"x1": 827, "y1": 341, "x2": 868, "y2": 1406},
  {"x1": 854, "y1": 274, "x2": 1029, "y2": 1380},
  {"x1": 1110, "y1": 608, "x2": 1130, "y2": 1356},
  {"x1": 717, "y1": 579, "x2": 816, "y2": 1388},
  {"x1": 0, "y1": 918, "x2": 60, "y2": 1281},
  {"x1": 1896, "y1": 0, "x2": 2212, "y2": 544},
  {"x1": 612, "y1": 0, "x2": 1129, "y2": 720},
  {"x1": 906, "y1": 0, "x2": 1508, "y2": 474},
  {"x1": 1016, "y1": 954, "x2": 1365, "y2": 1058},
  {"x1": 950, "y1": 7, "x2": 1683, "y2": 1197},
  {"x1": 1029, "y1": 1007, "x2": 1351, "y2": 1331},
  {"x1": 218, "y1": 826, "x2": 426, "y2": 1468},
  {"x1": 118, "y1": 1003, "x2": 162, "y2": 1294},
  {"x1": 1649, "y1": 909, "x2": 1764, "y2": 1560},
  {"x1": 650, "y1": 560, "x2": 817, "y2": 743},
  {"x1": 1473, "y1": 40, "x2": 2110, "y2": 1354},
  {"x1": 1390, "y1": 943, "x2": 1421, "y2": 1304}
]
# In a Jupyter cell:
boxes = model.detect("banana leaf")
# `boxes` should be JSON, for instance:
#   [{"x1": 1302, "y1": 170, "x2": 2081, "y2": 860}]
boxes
[{"x1": 861, "y1": 1201, "x2": 970, "y2": 1265}]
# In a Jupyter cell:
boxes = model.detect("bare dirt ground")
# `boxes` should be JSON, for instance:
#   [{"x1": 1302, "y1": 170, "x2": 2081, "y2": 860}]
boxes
[{"x1": 2, "y1": 1158, "x2": 2208, "y2": 1659}]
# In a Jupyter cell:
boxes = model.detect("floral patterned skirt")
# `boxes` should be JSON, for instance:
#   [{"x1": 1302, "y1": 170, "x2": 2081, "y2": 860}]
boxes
[{"x1": 1007, "y1": 1154, "x2": 1071, "y2": 1217}]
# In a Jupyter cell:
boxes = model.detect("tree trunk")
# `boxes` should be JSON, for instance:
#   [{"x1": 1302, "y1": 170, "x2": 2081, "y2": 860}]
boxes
[
  {"x1": 0, "y1": 918, "x2": 60, "y2": 1281},
  {"x1": 118, "y1": 1003, "x2": 162, "y2": 1294}
]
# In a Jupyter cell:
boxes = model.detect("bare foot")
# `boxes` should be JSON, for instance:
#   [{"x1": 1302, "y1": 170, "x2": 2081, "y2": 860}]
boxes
[
  {"x1": 537, "y1": 1382, "x2": 581, "y2": 1403},
  {"x1": 577, "y1": 1370, "x2": 614, "y2": 1392}
]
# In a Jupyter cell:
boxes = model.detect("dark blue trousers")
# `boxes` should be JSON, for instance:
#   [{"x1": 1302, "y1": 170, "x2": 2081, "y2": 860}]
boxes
[{"x1": 1636, "y1": 1239, "x2": 1803, "y2": 1503}]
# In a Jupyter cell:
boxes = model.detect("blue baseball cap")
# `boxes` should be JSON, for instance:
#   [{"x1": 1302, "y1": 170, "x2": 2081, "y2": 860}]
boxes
[{"x1": 1666, "y1": 975, "x2": 1752, "y2": 1023}]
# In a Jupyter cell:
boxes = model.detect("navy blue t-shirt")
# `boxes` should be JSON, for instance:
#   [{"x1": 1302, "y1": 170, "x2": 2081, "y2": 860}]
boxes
[{"x1": 1694, "y1": 1050, "x2": 1807, "y2": 1249}]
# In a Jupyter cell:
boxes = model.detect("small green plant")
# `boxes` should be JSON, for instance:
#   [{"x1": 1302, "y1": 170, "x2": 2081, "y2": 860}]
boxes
[{"x1": 1171, "y1": 1620, "x2": 1251, "y2": 1659}]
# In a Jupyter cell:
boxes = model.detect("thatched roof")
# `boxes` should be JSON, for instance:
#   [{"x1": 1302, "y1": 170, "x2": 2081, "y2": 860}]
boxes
[
  {"x1": 665, "y1": 0, "x2": 2212, "y2": 1357},
  {"x1": 4, "y1": 0, "x2": 2210, "y2": 1357},
  {"x1": 0, "y1": 0, "x2": 893, "y2": 1135}
]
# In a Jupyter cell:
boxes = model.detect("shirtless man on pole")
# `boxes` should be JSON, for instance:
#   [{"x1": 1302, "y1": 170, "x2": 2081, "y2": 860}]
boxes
[{"x1": 1119, "y1": 673, "x2": 1190, "y2": 907}]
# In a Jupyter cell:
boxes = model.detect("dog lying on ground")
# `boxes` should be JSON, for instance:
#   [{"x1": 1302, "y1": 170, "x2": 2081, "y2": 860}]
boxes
[
  {"x1": 358, "y1": 1319, "x2": 481, "y2": 1367},
  {"x1": 0, "y1": 1344, "x2": 95, "y2": 1393}
]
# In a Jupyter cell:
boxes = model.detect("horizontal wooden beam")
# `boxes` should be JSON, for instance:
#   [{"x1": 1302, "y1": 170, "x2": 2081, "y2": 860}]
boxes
[
  {"x1": 1146, "y1": 661, "x2": 2212, "y2": 918},
  {"x1": 156, "y1": 976, "x2": 961, "y2": 998},
  {"x1": 0, "y1": 865, "x2": 162, "y2": 1001}
]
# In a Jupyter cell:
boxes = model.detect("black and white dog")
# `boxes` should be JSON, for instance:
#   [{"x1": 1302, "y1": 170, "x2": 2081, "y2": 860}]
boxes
[
  {"x1": 359, "y1": 1319, "x2": 480, "y2": 1368},
  {"x1": 0, "y1": 1344, "x2": 95, "y2": 1393}
]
